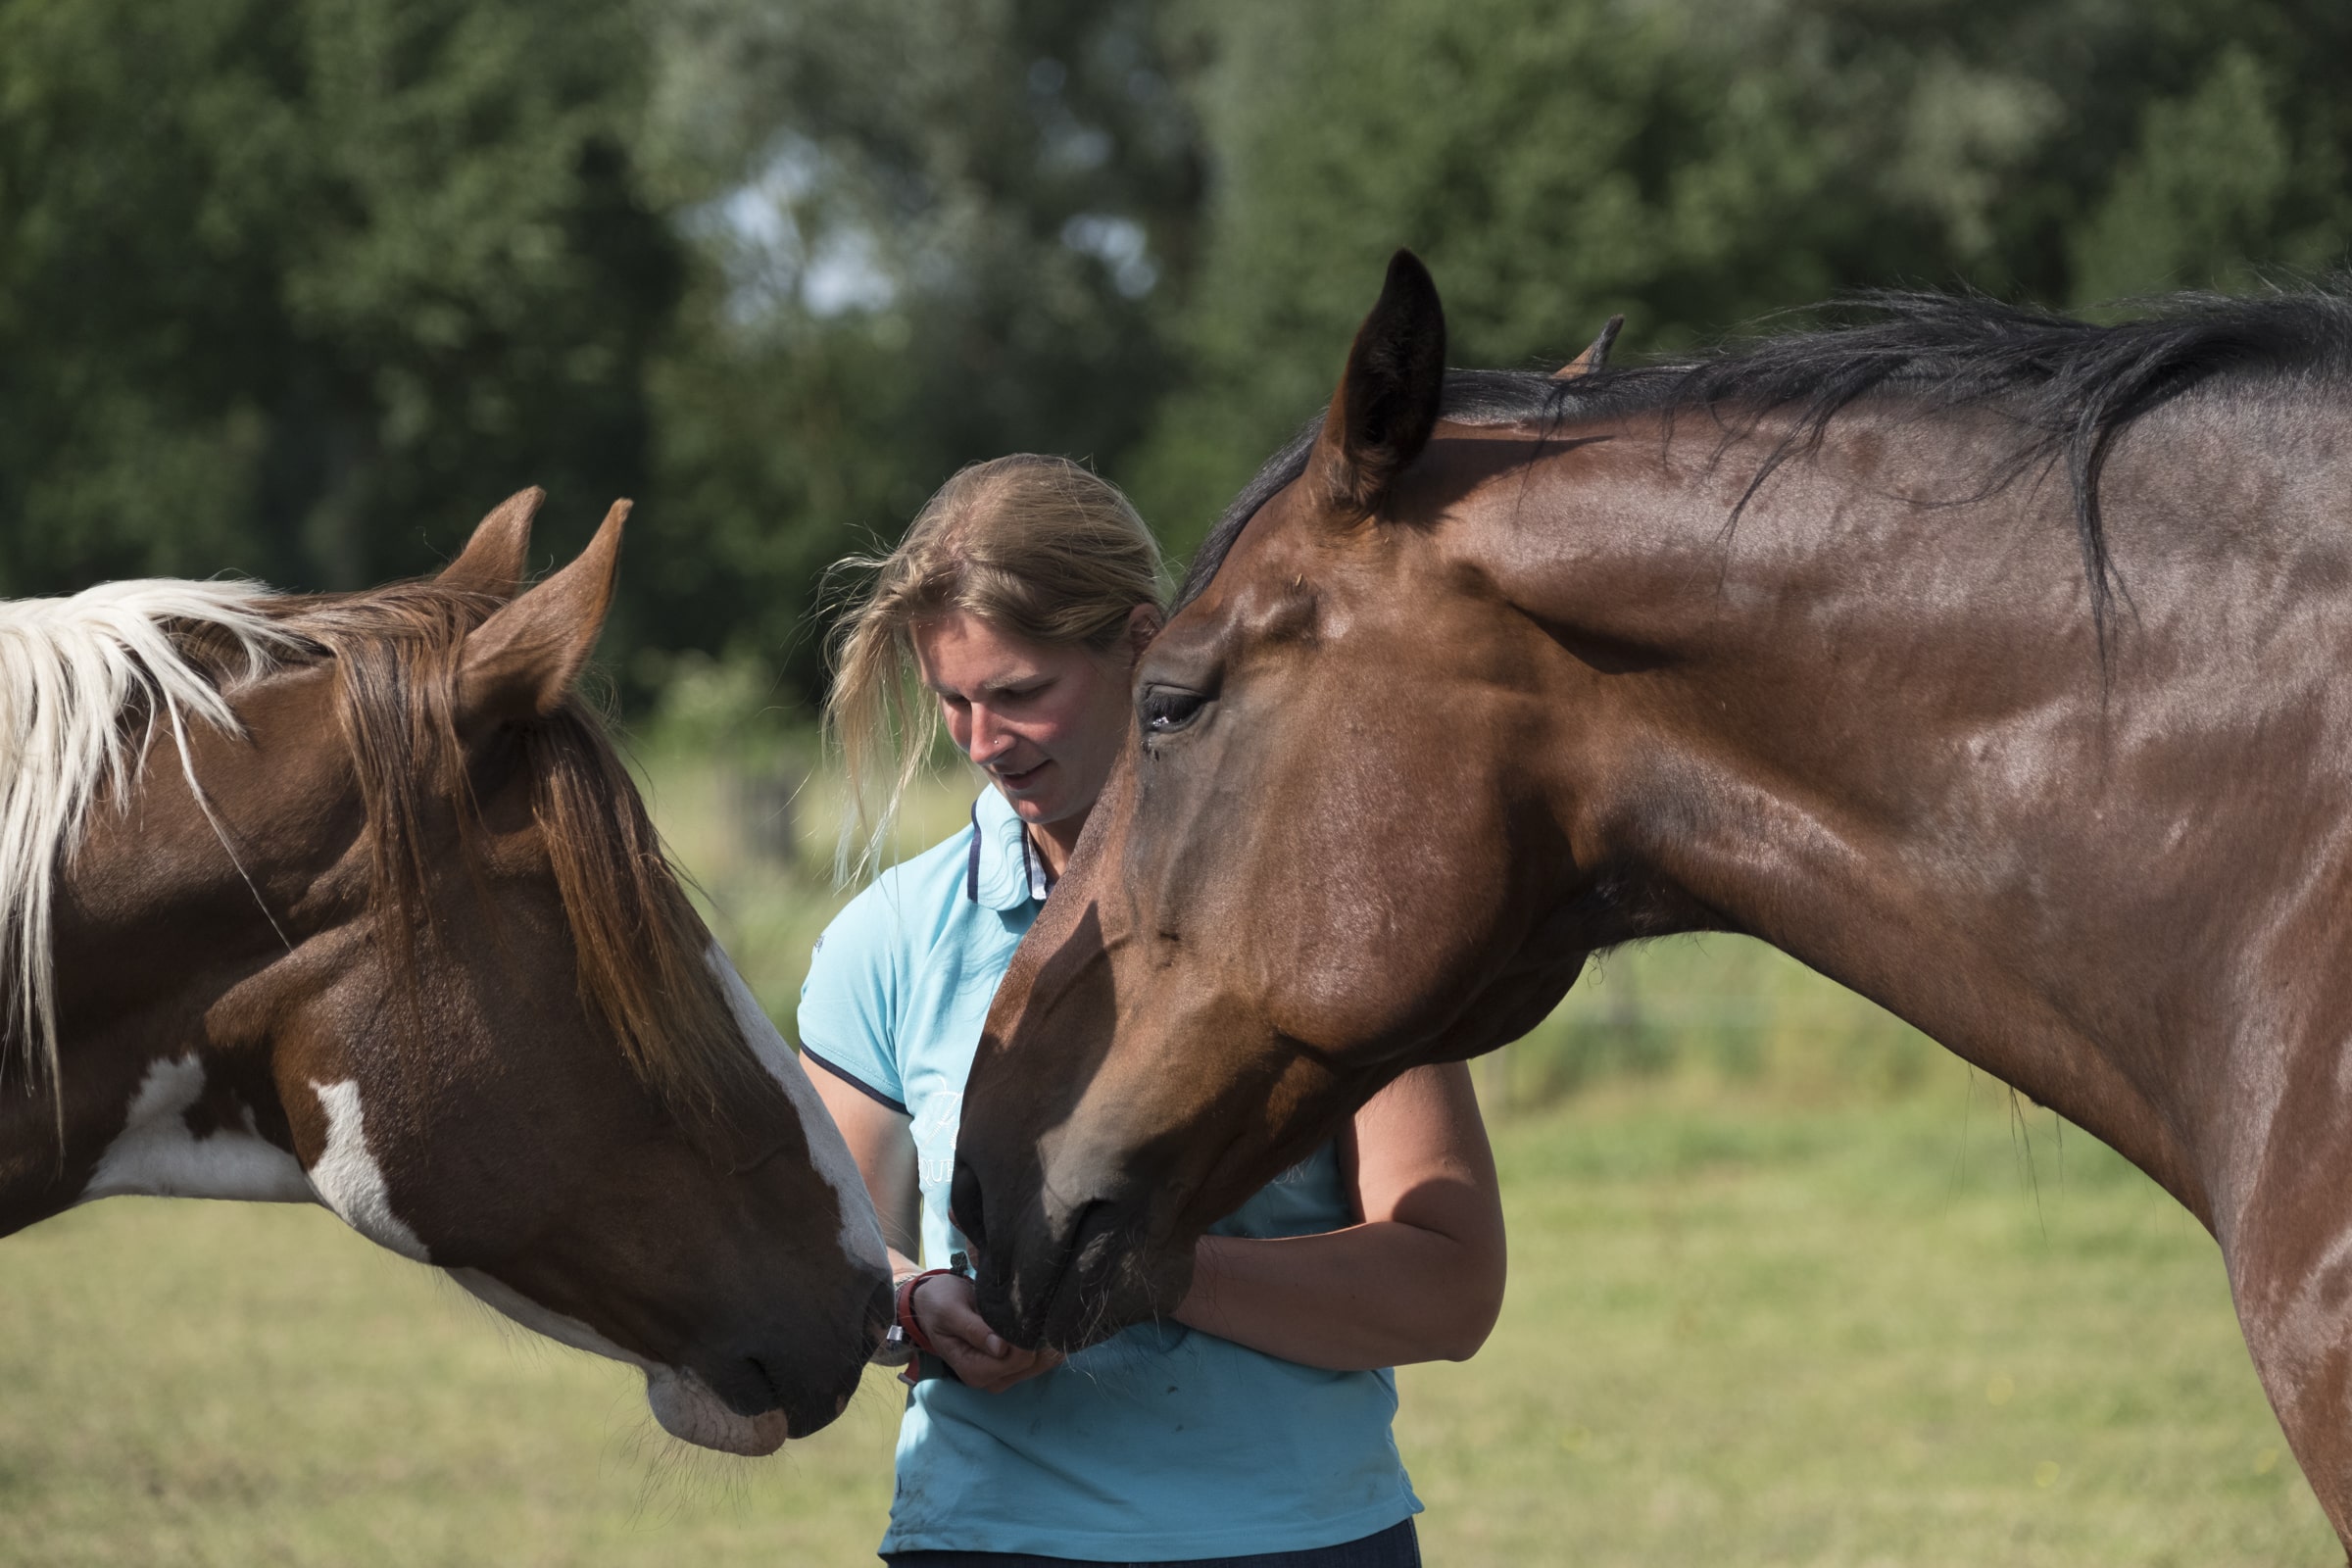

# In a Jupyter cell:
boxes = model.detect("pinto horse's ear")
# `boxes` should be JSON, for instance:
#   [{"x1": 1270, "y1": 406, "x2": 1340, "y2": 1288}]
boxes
[
  {"x1": 438, "y1": 487, "x2": 546, "y2": 600},
  {"x1": 1551, "y1": 315, "x2": 1624, "y2": 380},
  {"x1": 1310, "y1": 249, "x2": 1447, "y2": 519},
  {"x1": 454, "y1": 499, "x2": 626, "y2": 734}
]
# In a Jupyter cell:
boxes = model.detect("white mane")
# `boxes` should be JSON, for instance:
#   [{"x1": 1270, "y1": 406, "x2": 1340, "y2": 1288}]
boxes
[{"x1": 0, "y1": 580, "x2": 291, "y2": 1112}]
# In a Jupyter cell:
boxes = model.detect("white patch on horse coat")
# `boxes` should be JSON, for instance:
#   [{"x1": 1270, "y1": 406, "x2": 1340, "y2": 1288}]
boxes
[
  {"x1": 77, "y1": 1054, "x2": 313, "y2": 1204},
  {"x1": 705, "y1": 943, "x2": 889, "y2": 1275},
  {"x1": 0, "y1": 580, "x2": 290, "y2": 1107},
  {"x1": 305, "y1": 1078, "x2": 429, "y2": 1261},
  {"x1": 447, "y1": 1266, "x2": 790, "y2": 1455}
]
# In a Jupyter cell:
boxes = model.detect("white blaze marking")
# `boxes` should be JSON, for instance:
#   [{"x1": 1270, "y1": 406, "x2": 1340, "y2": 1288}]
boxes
[
  {"x1": 706, "y1": 944, "x2": 889, "y2": 1275},
  {"x1": 446, "y1": 1266, "x2": 789, "y2": 1456},
  {"x1": 77, "y1": 1054, "x2": 313, "y2": 1204},
  {"x1": 304, "y1": 1078, "x2": 428, "y2": 1261}
]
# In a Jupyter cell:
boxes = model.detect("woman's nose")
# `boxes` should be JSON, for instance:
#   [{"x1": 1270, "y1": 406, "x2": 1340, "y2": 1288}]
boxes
[{"x1": 966, "y1": 705, "x2": 1014, "y2": 764}]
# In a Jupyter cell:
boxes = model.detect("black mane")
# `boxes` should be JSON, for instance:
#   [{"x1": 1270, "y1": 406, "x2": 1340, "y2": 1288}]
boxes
[{"x1": 1177, "y1": 285, "x2": 2352, "y2": 624}]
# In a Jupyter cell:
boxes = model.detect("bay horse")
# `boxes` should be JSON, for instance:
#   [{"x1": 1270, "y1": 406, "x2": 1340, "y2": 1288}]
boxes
[
  {"x1": 0, "y1": 490, "x2": 889, "y2": 1454},
  {"x1": 956, "y1": 251, "x2": 2352, "y2": 1542}
]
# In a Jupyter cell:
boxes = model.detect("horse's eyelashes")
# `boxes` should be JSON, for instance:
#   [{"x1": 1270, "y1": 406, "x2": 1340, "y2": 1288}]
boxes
[{"x1": 1138, "y1": 686, "x2": 1207, "y2": 738}]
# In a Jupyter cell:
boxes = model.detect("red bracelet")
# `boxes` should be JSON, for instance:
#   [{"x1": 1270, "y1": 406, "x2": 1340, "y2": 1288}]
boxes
[{"x1": 894, "y1": 1269, "x2": 957, "y2": 1359}]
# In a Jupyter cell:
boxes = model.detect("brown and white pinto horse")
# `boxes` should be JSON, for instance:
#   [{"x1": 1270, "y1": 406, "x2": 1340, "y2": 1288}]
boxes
[
  {"x1": 0, "y1": 491, "x2": 888, "y2": 1453},
  {"x1": 957, "y1": 252, "x2": 2352, "y2": 1542}
]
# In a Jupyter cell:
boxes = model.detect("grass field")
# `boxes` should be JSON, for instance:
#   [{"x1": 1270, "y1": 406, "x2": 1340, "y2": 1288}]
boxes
[
  {"x1": 1, "y1": 726, "x2": 2339, "y2": 1563},
  {"x1": 4, "y1": 1087, "x2": 2335, "y2": 1565}
]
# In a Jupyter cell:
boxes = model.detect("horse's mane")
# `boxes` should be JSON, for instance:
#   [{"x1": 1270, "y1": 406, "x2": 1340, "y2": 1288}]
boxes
[
  {"x1": 0, "y1": 575, "x2": 761, "y2": 1141},
  {"x1": 1178, "y1": 284, "x2": 2352, "y2": 629},
  {"x1": 0, "y1": 582, "x2": 290, "y2": 1116}
]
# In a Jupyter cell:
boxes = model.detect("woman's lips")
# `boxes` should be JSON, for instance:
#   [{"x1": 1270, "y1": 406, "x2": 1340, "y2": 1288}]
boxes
[{"x1": 996, "y1": 760, "x2": 1050, "y2": 792}]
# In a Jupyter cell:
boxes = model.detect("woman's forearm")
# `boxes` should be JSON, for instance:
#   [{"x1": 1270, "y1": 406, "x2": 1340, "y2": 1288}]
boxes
[{"x1": 1172, "y1": 1220, "x2": 1505, "y2": 1370}]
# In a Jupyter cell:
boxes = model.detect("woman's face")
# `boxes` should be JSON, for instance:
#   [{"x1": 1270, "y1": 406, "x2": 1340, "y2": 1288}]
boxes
[{"x1": 912, "y1": 608, "x2": 1153, "y2": 834}]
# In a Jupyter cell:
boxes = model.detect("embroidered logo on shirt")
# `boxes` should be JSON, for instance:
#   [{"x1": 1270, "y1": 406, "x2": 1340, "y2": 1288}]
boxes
[{"x1": 912, "y1": 1090, "x2": 964, "y2": 1186}]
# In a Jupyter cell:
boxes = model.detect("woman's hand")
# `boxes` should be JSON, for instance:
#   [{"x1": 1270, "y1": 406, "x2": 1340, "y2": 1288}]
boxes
[
  {"x1": 808, "y1": 1063, "x2": 1062, "y2": 1391},
  {"x1": 911, "y1": 1274, "x2": 1065, "y2": 1393}
]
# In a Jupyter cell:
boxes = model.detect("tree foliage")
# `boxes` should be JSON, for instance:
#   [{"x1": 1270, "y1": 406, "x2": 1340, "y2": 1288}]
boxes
[
  {"x1": 0, "y1": 0, "x2": 677, "y2": 597},
  {"x1": 1132, "y1": 0, "x2": 2352, "y2": 553},
  {"x1": 629, "y1": 0, "x2": 1203, "y2": 697},
  {"x1": 2, "y1": 0, "x2": 2346, "y2": 704}
]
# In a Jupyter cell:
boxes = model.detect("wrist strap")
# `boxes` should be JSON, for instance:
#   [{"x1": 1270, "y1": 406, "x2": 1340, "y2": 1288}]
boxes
[{"x1": 894, "y1": 1269, "x2": 957, "y2": 1359}]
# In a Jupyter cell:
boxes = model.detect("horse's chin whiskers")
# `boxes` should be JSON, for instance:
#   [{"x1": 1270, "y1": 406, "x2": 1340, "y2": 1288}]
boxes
[{"x1": 446, "y1": 1266, "x2": 802, "y2": 1457}]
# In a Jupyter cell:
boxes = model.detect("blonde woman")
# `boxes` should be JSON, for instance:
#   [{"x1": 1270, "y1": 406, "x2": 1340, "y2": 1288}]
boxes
[{"x1": 801, "y1": 455, "x2": 1505, "y2": 1567}]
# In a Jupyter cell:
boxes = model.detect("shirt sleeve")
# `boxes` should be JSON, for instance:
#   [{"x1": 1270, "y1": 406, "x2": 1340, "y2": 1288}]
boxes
[{"x1": 796, "y1": 875, "x2": 910, "y2": 1113}]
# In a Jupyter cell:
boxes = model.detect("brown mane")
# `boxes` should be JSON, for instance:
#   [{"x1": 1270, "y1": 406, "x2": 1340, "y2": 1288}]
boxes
[{"x1": 206, "y1": 579, "x2": 771, "y2": 1142}]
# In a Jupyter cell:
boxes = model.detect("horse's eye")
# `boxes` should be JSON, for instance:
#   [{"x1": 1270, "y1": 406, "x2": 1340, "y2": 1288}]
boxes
[{"x1": 1139, "y1": 685, "x2": 1206, "y2": 736}]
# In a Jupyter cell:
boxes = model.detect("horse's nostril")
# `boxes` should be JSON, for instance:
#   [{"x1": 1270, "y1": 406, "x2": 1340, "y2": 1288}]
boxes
[
  {"x1": 950, "y1": 1156, "x2": 988, "y2": 1250},
  {"x1": 746, "y1": 1353, "x2": 785, "y2": 1405}
]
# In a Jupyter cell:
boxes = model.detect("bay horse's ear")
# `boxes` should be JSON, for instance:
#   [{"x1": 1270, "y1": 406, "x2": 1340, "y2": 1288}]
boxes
[
  {"x1": 1310, "y1": 249, "x2": 1447, "y2": 519},
  {"x1": 439, "y1": 487, "x2": 546, "y2": 600},
  {"x1": 454, "y1": 499, "x2": 627, "y2": 734},
  {"x1": 1551, "y1": 315, "x2": 1625, "y2": 380}
]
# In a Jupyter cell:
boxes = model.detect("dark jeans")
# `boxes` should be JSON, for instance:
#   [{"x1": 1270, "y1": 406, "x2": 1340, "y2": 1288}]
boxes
[{"x1": 883, "y1": 1517, "x2": 1421, "y2": 1568}]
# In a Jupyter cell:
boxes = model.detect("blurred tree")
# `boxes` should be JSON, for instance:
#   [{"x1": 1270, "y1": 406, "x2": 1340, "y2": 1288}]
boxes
[
  {"x1": 5, "y1": 0, "x2": 2345, "y2": 710},
  {"x1": 1133, "y1": 0, "x2": 2352, "y2": 556},
  {"x1": 629, "y1": 0, "x2": 1205, "y2": 701},
  {"x1": 0, "y1": 0, "x2": 679, "y2": 597},
  {"x1": 2069, "y1": 39, "x2": 2352, "y2": 302}
]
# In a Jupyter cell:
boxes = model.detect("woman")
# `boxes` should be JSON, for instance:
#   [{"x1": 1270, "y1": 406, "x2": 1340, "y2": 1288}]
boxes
[{"x1": 801, "y1": 455, "x2": 1505, "y2": 1566}]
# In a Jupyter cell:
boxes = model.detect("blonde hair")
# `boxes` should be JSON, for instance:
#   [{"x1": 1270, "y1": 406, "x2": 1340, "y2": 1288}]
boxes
[{"x1": 823, "y1": 454, "x2": 1165, "y2": 878}]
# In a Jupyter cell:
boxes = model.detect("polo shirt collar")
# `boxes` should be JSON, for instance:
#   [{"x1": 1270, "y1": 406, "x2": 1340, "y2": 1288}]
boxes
[{"x1": 965, "y1": 786, "x2": 1051, "y2": 910}]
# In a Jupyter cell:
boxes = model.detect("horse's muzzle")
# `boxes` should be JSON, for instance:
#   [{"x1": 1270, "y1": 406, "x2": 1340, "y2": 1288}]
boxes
[{"x1": 960, "y1": 1154, "x2": 1191, "y2": 1351}]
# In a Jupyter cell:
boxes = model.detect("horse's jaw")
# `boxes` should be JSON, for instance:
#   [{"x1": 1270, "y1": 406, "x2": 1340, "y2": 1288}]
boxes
[{"x1": 445, "y1": 1266, "x2": 801, "y2": 1457}]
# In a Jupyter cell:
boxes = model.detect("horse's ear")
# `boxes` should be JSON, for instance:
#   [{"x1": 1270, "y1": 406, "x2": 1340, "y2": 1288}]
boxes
[
  {"x1": 1309, "y1": 249, "x2": 1447, "y2": 519},
  {"x1": 454, "y1": 499, "x2": 627, "y2": 734},
  {"x1": 439, "y1": 487, "x2": 545, "y2": 600},
  {"x1": 1551, "y1": 315, "x2": 1624, "y2": 380}
]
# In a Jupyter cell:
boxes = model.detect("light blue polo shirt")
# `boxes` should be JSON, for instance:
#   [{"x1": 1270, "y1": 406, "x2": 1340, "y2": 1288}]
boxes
[{"x1": 799, "y1": 786, "x2": 1421, "y2": 1561}]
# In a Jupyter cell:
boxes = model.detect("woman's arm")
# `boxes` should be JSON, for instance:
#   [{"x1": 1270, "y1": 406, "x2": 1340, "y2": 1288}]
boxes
[
  {"x1": 808, "y1": 1067, "x2": 922, "y2": 1276},
  {"x1": 1172, "y1": 1061, "x2": 1506, "y2": 1370},
  {"x1": 808, "y1": 1065, "x2": 1062, "y2": 1393}
]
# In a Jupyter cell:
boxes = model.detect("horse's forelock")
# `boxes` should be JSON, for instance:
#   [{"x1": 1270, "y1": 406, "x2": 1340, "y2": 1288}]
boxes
[
  {"x1": 521, "y1": 710, "x2": 775, "y2": 1135},
  {"x1": 271, "y1": 583, "x2": 771, "y2": 1145}
]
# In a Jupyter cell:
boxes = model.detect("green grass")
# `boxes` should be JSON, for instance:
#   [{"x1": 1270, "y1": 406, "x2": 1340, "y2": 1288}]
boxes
[
  {"x1": 1412, "y1": 1086, "x2": 2334, "y2": 1564},
  {"x1": 2, "y1": 728, "x2": 2337, "y2": 1562},
  {"x1": 3, "y1": 1088, "x2": 2334, "y2": 1565}
]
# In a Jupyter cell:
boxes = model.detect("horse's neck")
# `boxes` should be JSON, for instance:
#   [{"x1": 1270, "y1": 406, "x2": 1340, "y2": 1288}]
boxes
[
  {"x1": 1480, "y1": 405, "x2": 2352, "y2": 1229},
  {"x1": 5, "y1": 1027, "x2": 324, "y2": 1236},
  {"x1": 0, "y1": 804, "x2": 317, "y2": 1237},
  {"x1": 0, "y1": 995, "x2": 318, "y2": 1239}
]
